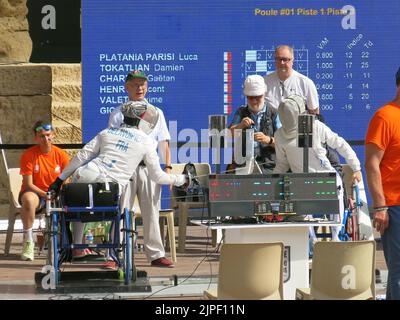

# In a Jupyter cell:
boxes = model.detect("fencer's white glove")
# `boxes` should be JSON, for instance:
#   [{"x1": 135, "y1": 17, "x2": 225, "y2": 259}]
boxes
[{"x1": 174, "y1": 174, "x2": 188, "y2": 187}]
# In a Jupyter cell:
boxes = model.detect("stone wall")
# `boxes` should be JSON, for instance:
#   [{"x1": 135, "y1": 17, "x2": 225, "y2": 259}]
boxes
[
  {"x1": 0, "y1": 0, "x2": 32, "y2": 62},
  {"x1": 0, "y1": 63, "x2": 82, "y2": 218}
]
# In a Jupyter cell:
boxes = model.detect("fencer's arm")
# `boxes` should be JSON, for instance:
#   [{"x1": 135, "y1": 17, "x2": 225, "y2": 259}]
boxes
[
  {"x1": 59, "y1": 135, "x2": 101, "y2": 180},
  {"x1": 322, "y1": 123, "x2": 361, "y2": 172},
  {"x1": 144, "y1": 148, "x2": 186, "y2": 186}
]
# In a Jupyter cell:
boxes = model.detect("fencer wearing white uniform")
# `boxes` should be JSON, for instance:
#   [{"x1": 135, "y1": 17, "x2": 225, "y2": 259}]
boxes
[
  {"x1": 49, "y1": 103, "x2": 186, "y2": 258},
  {"x1": 109, "y1": 99, "x2": 171, "y2": 263},
  {"x1": 273, "y1": 95, "x2": 362, "y2": 240},
  {"x1": 58, "y1": 125, "x2": 183, "y2": 187}
]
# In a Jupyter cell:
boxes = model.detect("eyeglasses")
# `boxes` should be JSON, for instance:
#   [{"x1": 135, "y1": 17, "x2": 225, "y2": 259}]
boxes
[
  {"x1": 275, "y1": 57, "x2": 292, "y2": 63},
  {"x1": 35, "y1": 124, "x2": 53, "y2": 132},
  {"x1": 247, "y1": 95, "x2": 264, "y2": 100}
]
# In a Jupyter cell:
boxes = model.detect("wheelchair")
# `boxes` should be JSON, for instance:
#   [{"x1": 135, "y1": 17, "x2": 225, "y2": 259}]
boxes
[{"x1": 42, "y1": 182, "x2": 136, "y2": 288}]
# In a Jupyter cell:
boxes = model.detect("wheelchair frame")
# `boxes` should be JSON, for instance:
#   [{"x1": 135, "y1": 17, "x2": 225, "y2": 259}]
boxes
[
  {"x1": 338, "y1": 184, "x2": 363, "y2": 241},
  {"x1": 43, "y1": 189, "x2": 136, "y2": 288}
]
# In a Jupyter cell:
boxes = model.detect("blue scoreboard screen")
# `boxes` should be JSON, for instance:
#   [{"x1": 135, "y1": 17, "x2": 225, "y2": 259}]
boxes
[{"x1": 82, "y1": 0, "x2": 400, "y2": 162}]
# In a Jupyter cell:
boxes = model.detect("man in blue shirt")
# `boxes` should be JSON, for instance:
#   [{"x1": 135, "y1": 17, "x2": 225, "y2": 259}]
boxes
[{"x1": 229, "y1": 75, "x2": 281, "y2": 173}]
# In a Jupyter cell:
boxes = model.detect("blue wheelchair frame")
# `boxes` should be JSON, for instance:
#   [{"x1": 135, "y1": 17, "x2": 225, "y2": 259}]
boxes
[
  {"x1": 338, "y1": 184, "x2": 362, "y2": 241},
  {"x1": 44, "y1": 191, "x2": 135, "y2": 287},
  {"x1": 311, "y1": 184, "x2": 362, "y2": 257}
]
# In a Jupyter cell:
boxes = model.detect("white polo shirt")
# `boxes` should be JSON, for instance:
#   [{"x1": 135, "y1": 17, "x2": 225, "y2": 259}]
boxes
[{"x1": 264, "y1": 70, "x2": 319, "y2": 111}]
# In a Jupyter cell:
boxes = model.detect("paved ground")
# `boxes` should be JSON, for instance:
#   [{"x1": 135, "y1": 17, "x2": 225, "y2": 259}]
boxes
[{"x1": 0, "y1": 222, "x2": 387, "y2": 300}]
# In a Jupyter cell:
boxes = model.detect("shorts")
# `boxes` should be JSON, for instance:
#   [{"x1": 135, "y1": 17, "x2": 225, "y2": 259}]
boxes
[{"x1": 18, "y1": 190, "x2": 45, "y2": 211}]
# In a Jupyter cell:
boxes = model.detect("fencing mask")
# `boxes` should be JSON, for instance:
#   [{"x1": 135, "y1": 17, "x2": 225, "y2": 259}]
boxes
[
  {"x1": 278, "y1": 94, "x2": 307, "y2": 139},
  {"x1": 120, "y1": 101, "x2": 160, "y2": 135}
]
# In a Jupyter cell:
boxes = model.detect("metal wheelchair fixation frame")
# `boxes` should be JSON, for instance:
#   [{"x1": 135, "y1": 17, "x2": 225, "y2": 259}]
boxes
[{"x1": 35, "y1": 190, "x2": 151, "y2": 294}]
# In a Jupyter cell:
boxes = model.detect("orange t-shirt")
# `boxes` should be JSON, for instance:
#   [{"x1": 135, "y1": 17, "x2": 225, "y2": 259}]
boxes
[
  {"x1": 20, "y1": 145, "x2": 70, "y2": 193},
  {"x1": 365, "y1": 103, "x2": 400, "y2": 206}
]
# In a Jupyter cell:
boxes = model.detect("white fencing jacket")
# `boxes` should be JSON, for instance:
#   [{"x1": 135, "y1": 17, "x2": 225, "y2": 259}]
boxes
[
  {"x1": 59, "y1": 125, "x2": 185, "y2": 187},
  {"x1": 273, "y1": 120, "x2": 361, "y2": 174}
]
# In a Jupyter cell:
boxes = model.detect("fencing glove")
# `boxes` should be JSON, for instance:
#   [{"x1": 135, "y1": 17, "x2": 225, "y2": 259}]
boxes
[{"x1": 48, "y1": 177, "x2": 64, "y2": 197}]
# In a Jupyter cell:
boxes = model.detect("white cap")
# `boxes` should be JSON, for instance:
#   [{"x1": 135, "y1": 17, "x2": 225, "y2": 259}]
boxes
[{"x1": 243, "y1": 75, "x2": 266, "y2": 96}]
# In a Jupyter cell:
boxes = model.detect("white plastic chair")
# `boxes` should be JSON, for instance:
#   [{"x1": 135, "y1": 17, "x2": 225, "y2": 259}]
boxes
[
  {"x1": 296, "y1": 240, "x2": 376, "y2": 300},
  {"x1": 204, "y1": 242, "x2": 284, "y2": 300},
  {"x1": 4, "y1": 168, "x2": 23, "y2": 255}
]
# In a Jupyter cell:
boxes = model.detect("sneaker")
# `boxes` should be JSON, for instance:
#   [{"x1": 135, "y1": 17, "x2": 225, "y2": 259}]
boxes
[
  {"x1": 84, "y1": 248, "x2": 104, "y2": 257},
  {"x1": 102, "y1": 260, "x2": 117, "y2": 270},
  {"x1": 21, "y1": 241, "x2": 34, "y2": 261},
  {"x1": 151, "y1": 257, "x2": 174, "y2": 268},
  {"x1": 72, "y1": 249, "x2": 87, "y2": 259},
  {"x1": 84, "y1": 248, "x2": 96, "y2": 256}
]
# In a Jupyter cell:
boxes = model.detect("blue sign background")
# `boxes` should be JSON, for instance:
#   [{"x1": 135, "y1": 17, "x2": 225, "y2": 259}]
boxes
[
  {"x1": 82, "y1": 0, "x2": 400, "y2": 206},
  {"x1": 82, "y1": 0, "x2": 400, "y2": 142}
]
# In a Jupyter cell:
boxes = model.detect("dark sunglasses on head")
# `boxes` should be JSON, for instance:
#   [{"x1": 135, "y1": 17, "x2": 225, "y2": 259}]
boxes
[{"x1": 35, "y1": 124, "x2": 53, "y2": 132}]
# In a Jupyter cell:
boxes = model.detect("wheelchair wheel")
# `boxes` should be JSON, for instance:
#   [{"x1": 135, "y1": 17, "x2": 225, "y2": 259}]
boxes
[
  {"x1": 44, "y1": 213, "x2": 59, "y2": 286},
  {"x1": 350, "y1": 214, "x2": 357, "y2": 240},
  {"x1": 44, "y1": 215, "x2": 53, "y2": 266},
  {"x1": 51, "y1": 213, "x2": 60, "y2": 285},
  {"x1": 123, "y1": 208, "x2": 134, "y2": 285},
  {"x1": 126, "y1": 210, "x2": 137, "y2": 282},
  {"x1": 345, "y1": 213, "x2": 357, "y2": 241}
]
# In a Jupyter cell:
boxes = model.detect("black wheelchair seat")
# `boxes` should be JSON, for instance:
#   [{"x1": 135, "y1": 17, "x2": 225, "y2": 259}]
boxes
[
  {"x1": 60, "y1": 182, "x2": 120, "y2": 221},
  {"x1": 60, "y1": 182, "x2": 120, "y2": 207}
]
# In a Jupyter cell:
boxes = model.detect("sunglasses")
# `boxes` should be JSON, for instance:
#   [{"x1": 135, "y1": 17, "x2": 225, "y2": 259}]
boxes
[
  {"x1": 247, "y1": 95, "x2": 263, "y2": 100},
  {"x1": 35, "y1": 124, "x2": 53, "y2": 132}
]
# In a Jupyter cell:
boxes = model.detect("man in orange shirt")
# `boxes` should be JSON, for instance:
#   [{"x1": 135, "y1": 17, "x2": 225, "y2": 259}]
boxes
[
  {"x1": 365, "y1": 67, "x2": 400, "y2": 300},
  {"x1": 19, "y1": 121, "x2": 69, "y2": 261}
]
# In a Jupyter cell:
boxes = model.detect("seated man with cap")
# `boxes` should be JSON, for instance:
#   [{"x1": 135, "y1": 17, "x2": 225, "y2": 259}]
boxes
[
  {"x1": 273, "y1": 94, "x2": 362, "y2": 240},
  {"x1": 108, "y1": 70, "x2": 175, "y2": 268},
  {"x1": 228, "y1": 74, "x2": 281, "y2": 174},
  {"x1": 48, "y1": 102, "x2": 187, "y2": 261}
]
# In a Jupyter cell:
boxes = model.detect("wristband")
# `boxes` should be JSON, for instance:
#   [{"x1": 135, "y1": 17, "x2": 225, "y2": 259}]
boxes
[
  {"x1": 373, "y1": 206, "x2": 388, "y2": 212},
  {"x1": 165, "y1": 165, "x2": 173, "y2": 170},
  {"x1": 268, "y1": 137, "x2": 274, "y2": 145}
]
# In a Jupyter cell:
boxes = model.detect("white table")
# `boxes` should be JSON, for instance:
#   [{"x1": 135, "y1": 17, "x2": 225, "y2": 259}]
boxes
[{"x1": 193, "y1": 221, "x2": 341, "y2": 300}]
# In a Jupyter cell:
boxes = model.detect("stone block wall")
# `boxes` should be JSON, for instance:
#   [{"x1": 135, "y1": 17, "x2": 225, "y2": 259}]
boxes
[{"x1": 0, "y1": 0, "x2": 32, "y2": 63}]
